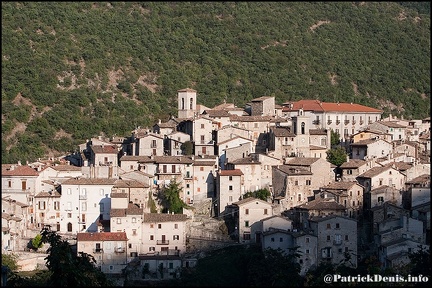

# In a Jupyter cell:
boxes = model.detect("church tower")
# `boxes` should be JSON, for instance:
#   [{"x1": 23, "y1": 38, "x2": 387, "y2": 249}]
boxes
[
  {"x1": 177, "y1": 88, "x2": 197, "y2": 119},
  {"x1": 292, "y1": 108, "x2": 310, "y2": 156}
]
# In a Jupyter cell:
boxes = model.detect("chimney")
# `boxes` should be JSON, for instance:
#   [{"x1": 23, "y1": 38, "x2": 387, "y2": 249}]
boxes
[{"x1": 17, "y1": 160, "x2": 21, "y2": 166}]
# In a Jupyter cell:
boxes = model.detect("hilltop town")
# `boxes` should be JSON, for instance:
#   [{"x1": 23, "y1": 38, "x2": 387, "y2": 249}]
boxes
[{"x1": 2, "y1": 88, "x2": 430, "y2": 282}]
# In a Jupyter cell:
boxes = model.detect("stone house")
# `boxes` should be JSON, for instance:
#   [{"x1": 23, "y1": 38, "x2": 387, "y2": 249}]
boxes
[
  {"x1": 201, "y1": 109, "x2": 232, "y2": 128},
  {"x1": 252, "y1": 215, "x2": 293, "y2": 244},
  {"x1": 152, "y1": 118, "x2": 178, "y2": 137},
  {"x1": 191, "y1": 155, "x2": 217, "y2": 204},
  {"x1": 85, "y1": 144, "x2": 120, "y2": 179},
  {"x1": 319, "y1": 181, "x2": 364, "y2": 218},
  {"x1": 60, "y1": 177, "x2": 116, "y2": 233},
  {"x1": 131, "y1": 129, "x2": 165, "y2": 157},
  {"x1": 231, "y1": 197, "x2": 274, "y2": 243},
  {"x1": 112, "y1": 179, "x2": 150, "y2": 211},
  {"x1": 141, "y1": 213, "x2": 188, "y2": 256},
  {"x1": 366, "y1": 121, "x2": 407, "y2": 141},
  {"x1": 33, "y1": 190, "x2": 62, "y2": 231},
  {"x1": 2, "y1": 163, "x2": 40, "y2": 204},
  {"x1": 350, "y1": 128, "x2": 392, "y2": 143},
  {"x1": 164, "y1": 131, "x2": 190, "y2": 156},
  {"x1": 272, "y1": 157, "x2": 333, "y2": 212},
  {"x1": 76, "y1": 231, "x2": 128, "y2": 274},
  {"x1": 216, "y1": 169, "x2": 244, "y2": 216},
  {"x1": 217, "y1": 136, "x2": 253, "y2": 169},
  {"x1": 250, "y1": 96, "x2": 276, "y2": 117},
  {"x1": 2, "y1": 198, "x2": 29, "y2": 251},
  {"x1": 404, "y1": 174, "x2": 430, "y2": 210},
  {"x1": 215, "y1": 124, "x2": 251, "y2": 144},
  {"x1": 226, "y1": 155, "x2": 262, "y2": 193},
  {"x1": 193, "y1": 116, "x2": 218, "y2": 157},
  {"x1": 306, "y1": 215, "x2": 358, "y2": 269},
  {"x1": 350, "y1": 138, "x2": 393, "y2": 160},
  {"x1": 133, "y1": 254, "x2": 182, "y2": 280},
  {"x1": 339, "y1": 157, "x2": 378, "y2": 182},
  {"x1": 268, "y1": 126, "x2": 296, "y2": 159}
]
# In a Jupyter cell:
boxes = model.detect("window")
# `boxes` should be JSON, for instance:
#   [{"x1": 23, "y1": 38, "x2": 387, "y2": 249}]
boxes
[
  {"x1": 149, "y1": 247, "x2": 155, "y2": 252},
  {"x1": 200, "y1": 167, "x2": 204, "y2": 171},
  {"x1": 100, "y1": 189, "x2": 104, "y2": 196},
  {"x1": 200, "y1": 135, "x2": 205, "y2": 144},
  {"x1": 132, "y1": 217, "x2": 136, "y2": 223},
  {"x1": 67, "y1": 213, "x2": 72, "y2": 218},
  {"x1": 245, "y1": 209, "x2": 249, "y2": 215},
  {"x1": 334, "y1": 234, "x2": 342, "y2": 244},
  {"x1": 326, "y1": 223, "x2": 331, "y2": 229},
  {"x1": 132, "y1": 229, "x2": 137, "y2": 236},
  {"x1": 174, "y1": 224, "x2": 178, "y2": 229},
  {"x1": 295, "y1": 180, "x2": 298, "y2": 186},
  {"x1": 38, "y1": 201, "x2": 46, "y2": 210},
  {"x1": 306, "y1": 249, "x2": 310, "y2": 254},
  {"x1": 279, "y1": 237, "x2": 283, "y2": 242},
  {"x1": 243, "y1": 233, "x2": 251, "y2": 240},
  {"x1": 67, "y1": 188, "x2": 72, "y2": 195},
  {"x1": 347, "y1": 169, "x2": 352, "y2": 175},
  {"x1": 306, "y1": 237, "x2": 310, "y2": 243},
  {"x1": 8, "y1": 180, "x2": 11, "y2": 188},
  {"x1": 229, "y1": 185, "x2": 233, "y2": 191},
  {"x1": 335, "y1": 223, "x2": 340, "y2": 229},
  {"x1": 158, "y1": 224, "x2": 162, "y2": 229},
  {"x1": 117, "y1": 218, "x2": 121, "y2": 224},
  {"x1": 54, "y1": 201, "x2": 60, "y2": 210},
  {"x1": 150, "y1": 224, "x2": 154, "y2": 228},
  {"x1": 173, "y1": 235, "x2": 179, "y2": 240},
  {"x1": 150, "y1": 235, "x2": 154, "y2": 240},
  {"x1": 201, "y1": 124, "x2": 205, "y2": 129},
  {"x1": 229, "y1": 176, "x2": 233, "y2": 181},
  {"x1": 264, "y1": 209, "x2": 268, "y2": 215},
  {"x1": 172, "y1": 165, "x2": 176, "y2": 173},
  {"x1": 151, "y1": 140, "x2": 157, "y2": 148},
  {"x1": 245, "y1": 221, "x2": 249, "y2": 227},
  {"x1": 327, "y1": 235, "x2": 331, "y2": 241},
  {"x1": 229, "y1": 196, "x2": 233, "y2": 202},
  {"x1": 271, "y1": 237, "x2": 275, "y2": 242},
  {"x1": 306, "y1": 180, "x2": 311, "y2": 185},
  {"x1": 345, "y1": 235, "x2": 349, "y2": 241},
  {"x1": 298, "y1": 194, "x2": 301, "y2": 201}
]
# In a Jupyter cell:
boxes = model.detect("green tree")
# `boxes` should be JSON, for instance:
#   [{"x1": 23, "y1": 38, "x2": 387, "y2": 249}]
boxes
[
  {"x1": 330, "y1": 129, "x2": 341, "y2": 147},
  {"x1": 1, "y1": 253, "x2": 20, "y2": 272},
  {"x1": 31, "y1": 234, "x2": 44, "y2": 250},
  {"x1": 40, "y1": 226, "x2": 113, "y2": 287},
  {"x1": 242, "y1": 188, "x2": 271, "y2": 201},
  {"x1": 326, "y1": 146, "x2": 347, "y2": 166},
  {"x1": 180, "y1": 141, "x2": 193, "y2": 155},
  {"x1": 147, "y1": 191, "x2": 158, "y2": 213},
  {"x1": 159, "y1": 179, "x2": 186, "y2": 214}
]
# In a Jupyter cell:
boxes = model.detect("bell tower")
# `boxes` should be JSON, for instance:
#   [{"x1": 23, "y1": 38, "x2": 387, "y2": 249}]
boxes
[{"x1": 177, "y1": 88, "x2": 197, "y2": 119}]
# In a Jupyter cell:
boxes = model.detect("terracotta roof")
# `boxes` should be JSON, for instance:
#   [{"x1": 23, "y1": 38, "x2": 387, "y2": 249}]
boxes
[
  {"x1": 370, "y1": 185, "x2": 396, "y2": 193},
  {"x1": 2, "y1": 164, "x2": 39, "y2": 176},
  {"x1": 77, "y1": 232, "x2": 128, "y2": 241},
  {"x1": 309, "y1": 145, "x2": 326, "y2": 150},
  {"x1": 217, "y1": 135, "x2": 252, "y2": 146},
  {"x1": 1, "y1": 198, "x2": 28, "y2": 207},
  {"x1": 142, "y1": 213, "x2": 188, "y2": 223},
  {"x1": 321, "y1": 181, "x2": 359, "y2": 190},
  {"x1": 203, "y1": 109, "x2": 231, "y2": 117},
  {"x1": 358, "y1": 166, "x2": 392, "y2": 178},
  {"x1": 34, "y1": 191, "x2": 61, "y2": 198},
  {"x1": 251, "y1": 96, "x2": 273, "y2": 102},
  {"x1": 285, "y1": 157, "x2": 320, "y2": 166},
  {"x1": 271, "y1": 127, "x2": 295, "y2": 137},
  {"x1": 340, "y1": 159, "x2": 367, "y2": 168},
  {"x1": 154, "y1": 156, "x2": 193, "y2": 164},
  {"x1": 275, "y1": 165, "x2": 312, "y2": 175},
  {"x1": 406, "y1": 174, "x2": 430, "y2": 185},
  {"x1": 282, "y1": 99, "x2": 382, "y2": 113},
  {"x1": 113, "y1": 179, "x2": 148, "y2": 188},
  {"x1": 229, "y1": 115, "x2": 276, "y2": 122},
  {"x1": 91, "y1": 145, "x2": 118, "y2": 154},
  {"x1": 49, "y1": 165, "x2": 81, "y2": 171},
  {"x1": 218, "y1": 169, "x2": 244, "y2": 176},
  {"x1": 193, "y1": 160, "x2": 216, "y2": 166},
  {"x1": 309, "y1": 129, "x2": 328, "y2": 135},
  {"x1": 229, "y1": 157, "x2": 261, "y2": 165},
  {"x1": 309, "y1": 214, "x2": 356, "y2": 223},
  {"x1": 110, "y1": 203, "x2": 143, "y2": 216},
  {"x1": 62, "y1": 178, "x2": 117, "y2": 185},
  {"x1": 350, "y1": 139, "x2": 379, "y2": 146},
  {"x1": 296, "y1": 197, "x2": 346, "y2": 211},
  {"x1": 110, "y1": 192, "x2": 128, "y2": 198}
]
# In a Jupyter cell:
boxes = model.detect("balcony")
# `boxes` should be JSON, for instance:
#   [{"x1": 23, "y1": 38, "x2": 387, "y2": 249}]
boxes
[
  {"x1": 93, "y1": 248, "x2": 103, "y2": 253},
  {"x1": 327, "y1": 120, "x2": 332, "y2": 125},
  {"x1": 312, "y1": 120, "x2": 321, "y2": 125},
  {"x1": 79, "y1": 195, "x2": 87, "y2": 200},
  {"x1": 359, "y1": 120, "x2": 364, "y2": 125},
  {"x1": 336, "y1": 120, "x2": 340, "y2": 125},
  {"x1": 156, "y1": 240, "x2": 169, "y2": 245},
  {"x1": 344, "y1": 120, "x2": 350, "y2": 125},
  {"x1": 99, "y1": 161, "x2": 113, "y2": 166},
  {"x1": 352, "y1": 120, "x2": 356, "y2": 125}
]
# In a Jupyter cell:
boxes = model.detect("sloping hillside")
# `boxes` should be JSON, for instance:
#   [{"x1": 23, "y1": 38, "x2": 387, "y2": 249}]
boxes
[{"x1": 1, "y1": 2, "x2": 430, "y2": 163}]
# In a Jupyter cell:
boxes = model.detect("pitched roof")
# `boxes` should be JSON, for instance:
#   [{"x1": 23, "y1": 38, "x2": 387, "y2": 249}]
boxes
[
  {"x1": 177, "y1": 88, "x2": 196, "y2": 92},
  {"x1": 321, "y1": 181, "x2": 360, "y2": 190},
  {"x1": 77, "y1": 232, "x2": 128, "y2": 241},
  {"x1": 2, "y1": 164, "x2": 39, "y2": 176},
  {"x1": 113, "y1": 179, "x2": 149, "y2": 188},
  {"x1": 34, "y1": 191, "x2": 61, "y2": 198},
  {"x1": 229, "y1": 115, "x2": 276, "y2": 122},
  {"x1": 232, "y1": 197, "x2": 271, "y2": 207},
  {"x1": 376, "y1": 121, "x2": 407, "y2": 128},
  {"x1": 357, "y1": 166, "x2": 392, "y2": 178},
  {"x1": 110, "y1": 203, "x2": 143, "y2": 216},
  {"x1": 275, "y1": 165, "x2": 312, "y2": 175},
  {"x1": 271, "y1": 127, "x2": 295, "y2": 137},
  {"x1": 142, "y1": 213, "x2": 188, "y2": 223},
  {"x1": 218, "y1": 169, "x2": 244, "y2": 176},
  {"x1": 91, "y1": 145, "x2": 118, "y2": 154},
  {"x1": 153, "y1": 156, "x2": 193, "y2": 164},
  {"x1": 296, "y1": 197, "x2": 346, "y2": 211},
  {"x1": 229, "y1": 157, "x2": 261, "y2": 165},
  {"x1": 203, "y1": 109, "x2": 231, "y2": 117},
  {"x1": 282, "y1": 99, "x2": 383, "y2": 113},
  {"x1": 340, "y1": 159, "x2": 367, "y2": 168},
  {"x1": 309, "y1": 129, "x2": 328, "y2": 135},
  {"x1": 49, "y1": 165, "x2": 82, "y2": 171},
  {"x1": 285, "y1": 157, "x2": 320, "y2": 166},
  {"x1": 406, "y1": 174, "x2": 430, "y2": 185},
  {"x1": 62, "y1": 178, "x2": 117, "y2": 185}
]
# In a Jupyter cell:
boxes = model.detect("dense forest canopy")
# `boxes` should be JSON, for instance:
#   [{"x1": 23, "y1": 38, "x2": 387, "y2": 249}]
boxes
[{"x1": 1, "y1": 2, "x2": 430, "y2": 163}]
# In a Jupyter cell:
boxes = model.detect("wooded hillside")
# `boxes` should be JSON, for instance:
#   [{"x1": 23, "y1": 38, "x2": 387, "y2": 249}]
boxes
[{"x1": 1, "y1": 2, "x2": 430, "y2": 163}]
